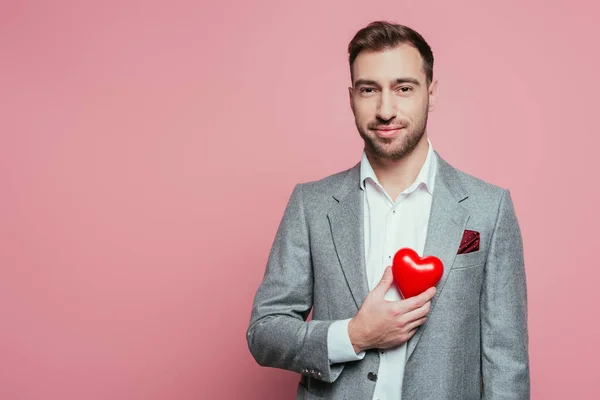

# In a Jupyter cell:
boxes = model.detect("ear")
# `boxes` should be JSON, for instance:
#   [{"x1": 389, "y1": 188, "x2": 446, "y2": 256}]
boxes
[
  {"x1": 428, "y1": 79, "x2": 439, "y2": 112},
  {"x1": 348, "y1": 86, "x2": 355, "y2": 113}
]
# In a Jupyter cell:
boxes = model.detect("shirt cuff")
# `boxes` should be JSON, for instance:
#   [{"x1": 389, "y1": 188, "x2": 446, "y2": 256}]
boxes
[{"x1": 327, "y1": 318, "x2": 366, "y2": 364}]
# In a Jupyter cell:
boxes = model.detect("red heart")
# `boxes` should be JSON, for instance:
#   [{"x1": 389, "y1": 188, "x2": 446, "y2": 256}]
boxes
[{"x1": 392, "y1": 248, "x2": 444, "y2": 298}]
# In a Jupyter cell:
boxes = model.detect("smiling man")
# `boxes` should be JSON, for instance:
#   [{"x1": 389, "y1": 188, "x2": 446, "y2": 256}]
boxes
[{"x1": 247, "y1": 21, "x2": 530, "y2": 400}]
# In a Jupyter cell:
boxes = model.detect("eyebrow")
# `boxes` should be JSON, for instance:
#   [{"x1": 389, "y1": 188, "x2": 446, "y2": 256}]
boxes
[{"x1": 353, "y1": 78, "x2": 421, "y2": 88}]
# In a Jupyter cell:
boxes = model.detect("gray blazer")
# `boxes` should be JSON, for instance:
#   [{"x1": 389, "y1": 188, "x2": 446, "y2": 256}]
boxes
[{"x1": 247, "y1": 151, "x2": 529, "y2": 399}]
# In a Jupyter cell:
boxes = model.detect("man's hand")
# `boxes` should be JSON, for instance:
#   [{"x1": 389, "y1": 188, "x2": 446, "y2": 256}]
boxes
[{"x1": 348, "y1": 265, "x2": 436, "y2": 353}]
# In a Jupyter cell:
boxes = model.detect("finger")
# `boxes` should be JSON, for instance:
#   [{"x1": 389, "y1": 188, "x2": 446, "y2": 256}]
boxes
[
  {"x1": 401, "y1": 287, "x2": 436, "y2": 312},
  {"x1": 403, "y1": 316, "x2": 427, "y2": 333},
  {"x1": 399, "y1": 301, "x2": 431, "y2": 324},
  {"x1": 373, "y1": 266, "x2": 394, "y2": 295},
  {"x1": 421, "y1": 286, "x2": 437, "y2": 301},
  {"x1": 403, "y1": 328, "x2": 418, "y2": 342}
]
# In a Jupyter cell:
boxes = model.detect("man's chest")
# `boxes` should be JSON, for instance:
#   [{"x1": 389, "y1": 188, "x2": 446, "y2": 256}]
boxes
[{"x1": 363, "y1": 190, "x2": 433, "y2": 291}]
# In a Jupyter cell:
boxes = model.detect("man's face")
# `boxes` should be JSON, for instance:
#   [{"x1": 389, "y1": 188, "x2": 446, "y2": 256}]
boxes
[{"x1": 349, "y1": 44, "x2": 438, "y2": 161}]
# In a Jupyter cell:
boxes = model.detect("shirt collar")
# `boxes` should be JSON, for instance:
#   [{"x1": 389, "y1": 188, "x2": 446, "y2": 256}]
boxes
[{"x1": 359, "y1": 138, "x2": 437, "y2": 195}]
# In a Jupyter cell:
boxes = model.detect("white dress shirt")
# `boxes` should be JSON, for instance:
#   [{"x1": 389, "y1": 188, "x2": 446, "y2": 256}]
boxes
[{"x1": 327, "y1": 138, "x2": 437, "y2": 400}]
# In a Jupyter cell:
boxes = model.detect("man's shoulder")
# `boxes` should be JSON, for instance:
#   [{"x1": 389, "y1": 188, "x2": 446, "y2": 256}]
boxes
[
  {"x1": 438, "y1": 155, "x2": 510, "y2": 217},
  {"x1": 293, "y1": 163, "x2": 359, "y2": 205},
  {"x1": 439, "y1": 154, "x2": 506, "y2": 196},
  {"x1": 456, "y1": 167, "x2": 506, "y2": 195}
]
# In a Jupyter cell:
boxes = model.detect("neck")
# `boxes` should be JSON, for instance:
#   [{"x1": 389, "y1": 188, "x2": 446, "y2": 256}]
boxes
[{"x1": 365, "y1": 135, "x2": 430, "y2": 196}]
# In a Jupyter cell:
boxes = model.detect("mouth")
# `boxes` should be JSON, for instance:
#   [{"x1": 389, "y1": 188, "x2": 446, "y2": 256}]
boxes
[{"x1": 372, "y1": 127, "x2": 404, "y2": 138}]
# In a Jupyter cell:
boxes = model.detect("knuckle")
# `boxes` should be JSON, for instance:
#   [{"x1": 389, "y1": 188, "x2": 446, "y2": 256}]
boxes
[
  {"x1": 388, "y1": 305, "x2": 400, "y2": 317},
  {"x1": 396, "y1": 316, "x2": 407, "y2": 328}
]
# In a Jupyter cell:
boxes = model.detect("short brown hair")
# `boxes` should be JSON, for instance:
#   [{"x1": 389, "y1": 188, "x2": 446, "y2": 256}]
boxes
[{"x1": 348, "y1": 21, "x2": 434, "y2": 85}]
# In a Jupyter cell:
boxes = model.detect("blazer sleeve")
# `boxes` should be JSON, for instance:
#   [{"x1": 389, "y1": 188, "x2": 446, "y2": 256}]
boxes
[
  {"x1": 246, "y1": 183, "x2": 345, "y2": 383},
  {"x1": 481, "y1": 189, "x2": 530, "y2": 399}
]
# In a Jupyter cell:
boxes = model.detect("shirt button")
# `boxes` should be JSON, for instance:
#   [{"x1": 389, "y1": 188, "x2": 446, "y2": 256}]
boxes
[{"x1": 367, "y1": 372, "x2": 378, "y2": 381}]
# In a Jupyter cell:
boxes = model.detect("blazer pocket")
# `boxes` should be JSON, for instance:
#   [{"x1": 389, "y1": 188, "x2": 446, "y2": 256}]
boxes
[
  {"x1": 453, "y1": 249, "x2": 486, "y2": 270},
  {"x1": 306, "y1": 378, "x2": 328, "y2": 398}
]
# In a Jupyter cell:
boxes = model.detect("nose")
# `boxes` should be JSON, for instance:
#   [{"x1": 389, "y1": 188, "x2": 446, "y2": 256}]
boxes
[{"x1": 376, "y1": 90, "x2": 396, "y2": 121}]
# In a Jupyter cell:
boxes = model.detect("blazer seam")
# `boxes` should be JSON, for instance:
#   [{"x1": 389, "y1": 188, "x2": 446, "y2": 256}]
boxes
[
  {"x1": 483, "y1": 188, "x2": 509, "y2": 277},
  {"x1": 479, "y1": 187, "x2": 508, "y2": 395}
]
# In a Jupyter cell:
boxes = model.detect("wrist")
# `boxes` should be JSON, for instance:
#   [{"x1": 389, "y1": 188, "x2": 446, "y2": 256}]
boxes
[{"x1": 348, "y1": 318, "x2": 368, "y2": 353}]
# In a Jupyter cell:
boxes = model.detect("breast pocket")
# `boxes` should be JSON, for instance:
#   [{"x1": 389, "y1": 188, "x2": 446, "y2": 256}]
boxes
[{"x1": 453, "y1": 249, "x2": 486, "y2": 270}]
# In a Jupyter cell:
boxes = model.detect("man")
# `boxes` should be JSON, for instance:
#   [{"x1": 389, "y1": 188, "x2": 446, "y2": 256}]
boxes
[{"x1": 246, "y1": 21, "x2": 529, "y2": 400}]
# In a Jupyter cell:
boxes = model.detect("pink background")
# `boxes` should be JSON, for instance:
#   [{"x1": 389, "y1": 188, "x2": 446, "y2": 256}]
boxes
[{"x1": 1, "y1": 1, "x2": 598, "y2": 399}]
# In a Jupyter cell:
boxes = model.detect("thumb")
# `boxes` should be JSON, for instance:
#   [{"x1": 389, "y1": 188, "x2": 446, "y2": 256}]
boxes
[{"x1": 374, "y1": 266, "x2": 394, "y2": 295}]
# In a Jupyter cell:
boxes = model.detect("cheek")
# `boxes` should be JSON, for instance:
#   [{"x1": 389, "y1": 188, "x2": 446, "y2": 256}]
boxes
[
  {"x1": 353, "y1": 100, "x2": 376, "y2": 121},
  {"x1": 399, "y1": 98, "x2": 427, "y2": 119}
]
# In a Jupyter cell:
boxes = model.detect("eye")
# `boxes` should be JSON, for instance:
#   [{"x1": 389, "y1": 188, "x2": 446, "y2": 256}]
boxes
[
  {"x1": 359, "y1": 87, "x2": 377, "y2": 94},
  {"x1": 397, "y1": 86, "x2": 413, "y2": 93}
]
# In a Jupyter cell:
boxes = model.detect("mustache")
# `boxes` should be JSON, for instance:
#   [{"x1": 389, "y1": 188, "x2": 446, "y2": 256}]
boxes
[{"x1": 368, "y1": 121, "x2": 408, "y2": 130}]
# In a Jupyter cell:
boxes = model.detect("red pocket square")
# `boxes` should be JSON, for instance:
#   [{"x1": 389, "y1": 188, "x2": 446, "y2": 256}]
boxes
[{"x1": 458, "y1": 230, "x2": 480, "y2": 254}]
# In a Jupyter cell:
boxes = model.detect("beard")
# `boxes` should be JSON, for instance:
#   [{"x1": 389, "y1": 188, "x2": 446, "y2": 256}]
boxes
[{"x1": 356, "y1": 104, "x2": 429, "y2": 161}]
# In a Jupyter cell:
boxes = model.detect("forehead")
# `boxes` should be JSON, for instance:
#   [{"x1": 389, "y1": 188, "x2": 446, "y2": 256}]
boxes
[{"x1": 352, "y1": 44, "x2": 425, "y2": 84}]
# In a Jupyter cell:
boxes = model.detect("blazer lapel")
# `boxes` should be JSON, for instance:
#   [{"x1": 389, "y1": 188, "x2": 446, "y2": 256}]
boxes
[
  {"x1": 405, "y1": 152, "x2": 470, "y2": 361},
  {"x1": 327, "y1": 163, "x2": 369, "y2": 310}
]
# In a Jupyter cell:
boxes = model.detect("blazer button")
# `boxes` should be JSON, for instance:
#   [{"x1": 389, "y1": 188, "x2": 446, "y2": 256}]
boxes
[{"x1": 367, "y1": 372, "x2": 378, "y2": 382}]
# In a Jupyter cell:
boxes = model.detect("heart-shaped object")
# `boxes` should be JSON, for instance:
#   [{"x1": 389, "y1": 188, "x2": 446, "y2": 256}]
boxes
[{"x1": 392, "y1": 248, "x2": 444, "y2": 298}]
